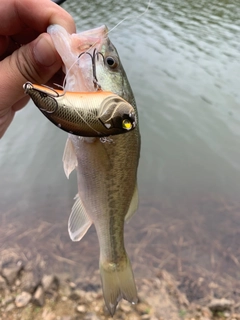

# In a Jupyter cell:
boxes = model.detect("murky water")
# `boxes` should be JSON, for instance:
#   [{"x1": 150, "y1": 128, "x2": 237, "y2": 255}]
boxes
[{"x1": 1, "y1": 0, "x2": 240, "y2": 292}]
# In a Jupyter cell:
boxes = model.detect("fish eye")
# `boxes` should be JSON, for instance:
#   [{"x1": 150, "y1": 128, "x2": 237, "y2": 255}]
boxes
[
  {"x1": 105, "y1": 56, "x2": 118, "y2": 69},
  {"x1": 122, "y1": 119, "x2": 132, "y2": 130}
]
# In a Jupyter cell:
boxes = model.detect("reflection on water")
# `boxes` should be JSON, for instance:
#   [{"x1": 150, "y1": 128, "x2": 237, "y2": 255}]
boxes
[{"x1": 1, "y1": 0, "x2": 240, "y2": 296}]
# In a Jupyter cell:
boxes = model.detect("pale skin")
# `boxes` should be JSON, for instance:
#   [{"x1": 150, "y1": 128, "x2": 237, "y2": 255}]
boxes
[{"x1": 0, "y1": 0, "x2": 76, "y2": 138}]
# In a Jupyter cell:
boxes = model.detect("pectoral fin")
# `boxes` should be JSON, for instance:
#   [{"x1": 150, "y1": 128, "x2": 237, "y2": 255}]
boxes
[
  {"x1": 68, "y1": 194, "x2": 92, "y2": 241},
  {"x1": 63, "y1": 138, "x2": 78, "y2": 179},
  {"x1": 125, "y1": 184, "x2": 139, "y2": 222}
]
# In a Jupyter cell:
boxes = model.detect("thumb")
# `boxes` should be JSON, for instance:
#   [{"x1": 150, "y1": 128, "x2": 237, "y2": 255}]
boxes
[{"x1": 1, "y1": 33, "x2": 62, "y2": 108}]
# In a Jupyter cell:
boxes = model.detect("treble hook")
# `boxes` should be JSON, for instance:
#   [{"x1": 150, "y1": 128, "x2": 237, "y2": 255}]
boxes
[
  {"x1": 92, "y1": 49, "x2": 104, "y2": 90},
  {"x1": 78, "y1": 50, "x2": 104, "y2": 90}
]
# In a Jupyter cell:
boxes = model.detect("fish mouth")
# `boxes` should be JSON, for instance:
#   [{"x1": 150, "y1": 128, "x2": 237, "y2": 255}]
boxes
[{"x1": 73, "y1": 25, "x2": 108, "y2": 54}]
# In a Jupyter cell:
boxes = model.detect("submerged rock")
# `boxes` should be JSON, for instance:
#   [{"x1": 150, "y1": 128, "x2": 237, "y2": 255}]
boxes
[
  {"x1": 5, "y1": 302, "x2": 15, "y2": 312},
  {"x1": 32, "y1": 285, "x2": 45, "y2": 306},
  {"x1": 0, "y1": 275, "x2": 7, "y2": 290},
  {"x1": 1, "y1": 296, "x2": 14, "y2": 307},
  {"x1": 84, "y1": 312, "x2": 100, "y2": 320},
  {"x1": 2, "y1": 265, "x2": 22, "y2": 286},
  {"x1": 15, "y1": 291, "x2": 32, "y2": 308},
  {"x1": 208, "y1": 298, "x2": 234, "y2": 312},
  {"x1": 69, "y1": 289, "x2": 84, "y2": 301},
  {"x1": 21, "y1": 270, "x2": 40, "y2": 293},
  {"x1": 42, "y1": 274, "x2": 59, "y2": 293},
  {"x1": 76, "y1": 304, "x2": 87, "y2": 313}
]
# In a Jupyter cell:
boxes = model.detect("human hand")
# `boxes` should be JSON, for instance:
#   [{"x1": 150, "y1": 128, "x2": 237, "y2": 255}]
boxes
[{"x1": 0, "y1": 0, "x2": 75, "y2": 138}]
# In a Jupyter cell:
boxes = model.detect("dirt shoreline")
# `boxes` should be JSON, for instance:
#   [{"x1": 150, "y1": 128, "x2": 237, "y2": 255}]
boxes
[
  {"x1": 1, "y1": 194, "x2": 240, "y2": 319},
  {"x1": 0, "y1": 257, "x2": 239, "y2": 320}
]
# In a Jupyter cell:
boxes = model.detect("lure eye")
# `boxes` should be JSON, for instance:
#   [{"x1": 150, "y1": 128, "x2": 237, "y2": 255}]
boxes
[
  {"x1": 122, "y1": 119, "x2": 132, "y2": 130},
  {"x1": 105, "y1": 56, "x2": 118, "y2": 69}
]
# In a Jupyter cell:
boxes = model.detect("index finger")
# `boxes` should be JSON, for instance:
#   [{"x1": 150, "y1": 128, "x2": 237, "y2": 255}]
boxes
[{"x1": 0, "y1": 0, "x2": 76, "y2": 35}]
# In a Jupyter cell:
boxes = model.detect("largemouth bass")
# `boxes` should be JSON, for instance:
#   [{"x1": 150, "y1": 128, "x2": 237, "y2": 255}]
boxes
[
  {"x1": 48, "y1": 24, "x2": 141, "y2": 315},
  {"x1": 23, "y1": 82, "x2": 136, "y2": 137}
]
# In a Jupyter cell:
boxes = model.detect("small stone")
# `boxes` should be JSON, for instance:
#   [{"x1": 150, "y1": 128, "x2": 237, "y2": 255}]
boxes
[
  {"x1": 126, "y1": 314, "x2": 139, "y2": 320},
  {"x1": 208, "y1": 298, "x2": 234, "y2": 312},
  {"x1": 42, "y1": 275, "x2": 59, "y2": 293},
  {"x1": 17, "y1": 260, "x2": 24, "y2": 268},
  {"x1": 94, "y1": 305, "x2": 101, "y2": 312},
  {"x1": 76, "y1": 304, "x2": 86, "y2": 313},
  {"x1": 2, "y1": 266, "x2": 22, "y2": 286},
  {"x1": 224, "y1": 312, "x2": 230, "y2": 317},
  {"x1": 15, "y1": 291, "x2": 32, "y2": 308},
  {"x1": 120, "y1": 301, "x2": 132, "y2": 313},
  {"x1": 5, "y1": 302, "x2": 15, "y2": 312},
  {"x1": 2, "y1": 296, "x2": 14, "y2": 306},
  {"x1": 32, "y1": 286, "x2": 45, "y2": 307},
  {"x1": 42, "y1": 309, "x2": 56, "y2": 320},
  {"x1": 61, "y1": 296, "x2": 68, "y2": 302},
  {"x1": 60, "y1": 285, "x2": 71, "y2": 298},
  {"x1": 69, "y1": 290, "x2": 82, "y2": 301},
  {"x1": 136, "y1": 302, "x2": 151, "y2": 315},
  {"x1": 21, "y1": 271, "x2": 40, "y2": 293},
  {"x1": 69, "y1": 282, "x2": 76, "y2": 290},
  {"x1": 0, "y1": 275, "x2": 7, "y2": 290},
  {"x1": 24, "y1": 262, "x2": 34, "y2": 272},
  {"x1": 84, "y1": 291, "x2": 95, "y2": 302},
  {"x1": 15, "y1": 279, "x2": 21, "y2": 287},
  {"x1": 84, "y1": 312, "x2": 100, "y2": 320}
]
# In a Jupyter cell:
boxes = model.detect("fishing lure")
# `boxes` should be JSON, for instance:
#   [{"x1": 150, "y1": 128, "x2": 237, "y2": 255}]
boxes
[{"x1": 24, "y1": 82, "x2": 136, "y2": 137}]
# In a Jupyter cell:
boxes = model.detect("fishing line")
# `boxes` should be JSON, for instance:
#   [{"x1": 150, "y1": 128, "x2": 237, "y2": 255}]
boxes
[
  {"x1": 51, "y1": 83, "x2": 101, "y2": 135},
  {"x1": 29, "y1": 83, "x2": 99, "y2": 134},
  {"x1": 61, "y1": 61, "x2": 96, "y2": 136},
  {"x1": 52, "y1": 52, "x2": 101, "y2": 134},
  {"x1": 106, "y1": 0, "x2": 152, "y2": 36},
  {"x1": 67, "y1": 94, "x2": 101, "y2": 135}
]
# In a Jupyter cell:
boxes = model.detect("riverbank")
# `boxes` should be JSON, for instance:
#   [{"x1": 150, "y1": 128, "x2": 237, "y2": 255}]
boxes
[
  {"x1": 0, "y1": 256, "x2": 239, "y2": 320},
  {"x1": 1, "y1": 193, "x2": 240, "y2": 319}
]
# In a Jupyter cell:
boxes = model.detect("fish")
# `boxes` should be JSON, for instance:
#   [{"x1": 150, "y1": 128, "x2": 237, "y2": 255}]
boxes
[
  {"x1": 48, "y1": 24, "x2": 141, "y2": 315},
  {"x1": 23, "y1": 82, "x2": 136, "y2": 137}
]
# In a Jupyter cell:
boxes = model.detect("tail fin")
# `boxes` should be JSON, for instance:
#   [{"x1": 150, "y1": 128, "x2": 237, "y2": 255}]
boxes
[{"x1": 100, "y1": 255, "x2": 138, "y2": 316}]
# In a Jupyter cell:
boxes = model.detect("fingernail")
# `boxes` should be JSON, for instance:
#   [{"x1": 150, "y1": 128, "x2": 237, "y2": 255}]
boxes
[{"x1": 33, "y1": 34, "x2": 57, "y2": 67}]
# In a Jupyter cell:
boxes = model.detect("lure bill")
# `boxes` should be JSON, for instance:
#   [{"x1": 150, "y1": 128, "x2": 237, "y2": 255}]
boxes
[{"x1": 24, "y1": 82, "x2": 136, "y2": 137}]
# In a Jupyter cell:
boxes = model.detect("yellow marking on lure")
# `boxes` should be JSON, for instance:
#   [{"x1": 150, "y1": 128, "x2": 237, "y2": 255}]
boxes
[{"x1": 122, "y1": 119, "x2": 132, "y2": 130}]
